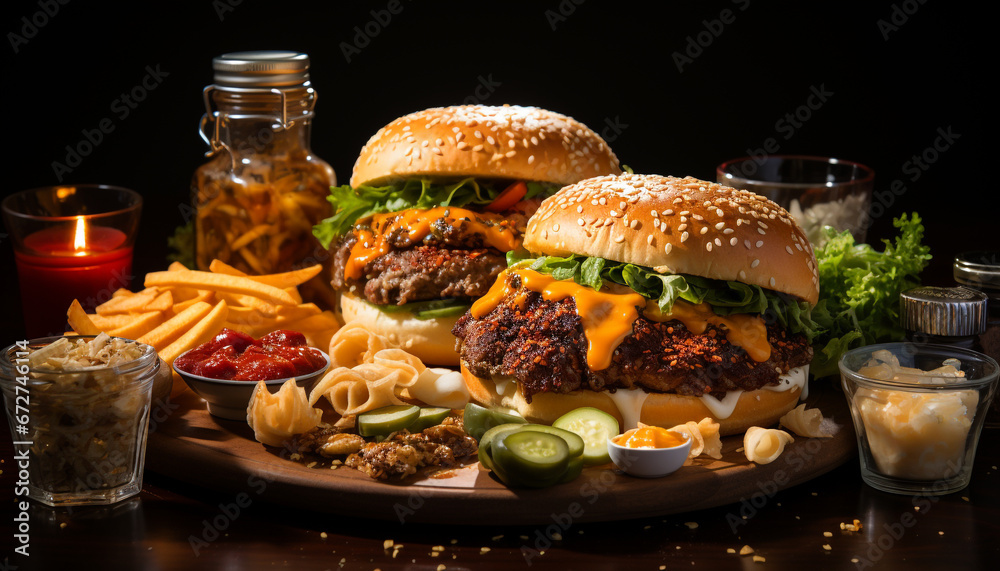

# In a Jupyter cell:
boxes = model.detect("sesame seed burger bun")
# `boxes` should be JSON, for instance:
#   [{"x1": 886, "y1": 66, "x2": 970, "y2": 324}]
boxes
[
  {"x1": 459, "y1": 364, "x2": 803, "y2": 436},
  {"x1": 340, "y1": 292, "x2": 460, "y2": 366},
  {"x1": 349, "y1": 104, "x2": 622, "y2": 188},
  {"x1": 523, "y1": 174, "x2": 819, "y2": 305}
]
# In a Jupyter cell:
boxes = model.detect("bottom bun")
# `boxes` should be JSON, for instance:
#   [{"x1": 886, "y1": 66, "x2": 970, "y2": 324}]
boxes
[
  {"x1": 340, "y1": 292, "x2": 461, "y2": 366},
  {"x1": 460, "y1": 362, "x2": 802, "y2": 436}
]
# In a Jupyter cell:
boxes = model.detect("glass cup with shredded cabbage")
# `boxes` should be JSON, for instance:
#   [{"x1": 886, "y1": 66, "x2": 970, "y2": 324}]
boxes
[
  {"x1": 0, "y1": 333, "x2": 159, "y2": 506},
  {"x1": 839, "y1": 342, "x2": 998, "y2": 496}
]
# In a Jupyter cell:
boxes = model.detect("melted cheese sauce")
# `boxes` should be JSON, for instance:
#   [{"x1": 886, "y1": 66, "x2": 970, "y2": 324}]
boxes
[
  {"x1": 644, "y1": 301, "x2": 771, "y2": 362},
  {"x1": 473, "y1": 269, "x2": 645, "y2": 370},
  {"x1": 345, "y1": 206, "x2": 519, "y2": 280},
  {"x1": 472, "y1": 269, "x2": 775, "y2": 372}
]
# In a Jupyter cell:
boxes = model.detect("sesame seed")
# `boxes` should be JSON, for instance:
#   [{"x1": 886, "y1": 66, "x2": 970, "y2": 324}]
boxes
[
  {"x1": 432, "y1": 147, "x2": 442, "y2": 155},
  {"x1": 474, "y1": 130, "x2": 483, "y2": 139},
  {"x1": 700, "y1": 227, "x2": 708, "y2": 234},
  {"x1": 770, "y1": 277, "x2": 776, "y2": 287},
  {"x1": 681, "y1": 232, "x2": 689, "y2": 242},
  {"x1": 435, "y1": 138, "x2": 443, "y2": 146},
  {"x1": 706, "y1": 242, "x2": 713, "y2": 252},
  {"x1": 786, "y1": 246, "x2": 794, "y2": 255},
  {"x1": 651, "y1": 210, "x2": 659, "y2": 217},
  {"x1": 665, "y1": 243, "x2": 673, "y2": 255},
  {"x1": 751, "y1": 259, "x2": 760, "y2": 268},
  {"x1": 614, "y1": 235, "x2": 625, "y2": 243},
  {"x1": 577, "y1": 218, "x2": 585, "y2": 226},
  {"x1": 472, "y1": 144, "x2": 484, "y2": 152},
  {"x1": 527, "y1": 155, "x2": 535, "y2": 164},
  {"x1": 553, "y1": 223, "x2": 560, "y2": 232},
  {"x1": 730, "y1": 237, "x2": 738, "y2": 246},
  {"x1": 421, "y1": 140, "x2": 429, "y2": 147},
  {"x1": 715, "y1": 222, "x2": 726, "y2": 230},
  {"x1": 487, "y1": 136, "x2": 496, "y2": 145},
  {"x1": 457, "y1": 141, "x2": 469, "y2": 150},
  {"x1": 756, "y1": 240, "x2": 764, "y2": 248},
  {"x1": 629, "y1": 219, "x2": 639, "y2": 229}
]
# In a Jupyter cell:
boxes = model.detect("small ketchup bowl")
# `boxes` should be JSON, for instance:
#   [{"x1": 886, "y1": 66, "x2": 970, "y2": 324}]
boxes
[
  {"x1": 607, "y1": 429, "x2": 692, "y2": 478},
  {"x1": 173, "y1": 349, "x2": 329, "y2": 421}
]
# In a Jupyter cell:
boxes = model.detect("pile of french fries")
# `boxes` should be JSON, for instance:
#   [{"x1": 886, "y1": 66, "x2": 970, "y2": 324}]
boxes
[{"x1": 66, "y1": 260, "x2": 341, "y2": 397}]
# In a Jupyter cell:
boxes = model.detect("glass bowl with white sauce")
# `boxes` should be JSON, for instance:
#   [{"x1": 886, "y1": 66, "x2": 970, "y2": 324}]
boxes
[{"x1": 839, "y1": 342, "x2": 998, "y2": 495}]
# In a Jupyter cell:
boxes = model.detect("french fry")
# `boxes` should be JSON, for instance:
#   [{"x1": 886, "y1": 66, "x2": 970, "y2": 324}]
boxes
[
  {"x1": 146, "y1": 290, "x2": 175, "y2": 313},
  {"x1": 89, "y1": 313, "x2": 141, "y2": 330},
  {"x1": 209, "y1": 259, "x2": 323, "y2": 289},
  {"x1": 168, "y1": 261, "x2": 189, "y2": 271},
  {"x1": 160, "y1": 300, "x2": 230, "y2": 397},
  {"x1": 67, "y1": 300, "x2": 103, "y2": 335},
  {"x1": 158, "y1": 300, "x2": 230, "y2": 365},
  {"x1": 138, "y1": 300, "x2": 214, "y2": 351},
  {"x1": 171, "y1": 290, "x2": 214, "y2": 312},
  {"x1": 108, "y1": 311, "x2": 165, "y2": 340},
  {"x1": 96, "y1": 287, "x2": 160, "y2": 315},
  {"x1": 145, "y1": 270, "x2": 297, "y2": 306}
]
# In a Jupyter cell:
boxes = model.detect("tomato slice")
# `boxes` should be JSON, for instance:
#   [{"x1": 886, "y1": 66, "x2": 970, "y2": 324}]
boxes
[{"x1": 485, "y1": 181, "x2": 528, "y2": 213}]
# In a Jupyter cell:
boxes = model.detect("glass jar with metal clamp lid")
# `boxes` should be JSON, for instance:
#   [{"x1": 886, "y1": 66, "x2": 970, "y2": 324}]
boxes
[{"x1": 193, "y1": 51, "x2": 336, "y2": 306}]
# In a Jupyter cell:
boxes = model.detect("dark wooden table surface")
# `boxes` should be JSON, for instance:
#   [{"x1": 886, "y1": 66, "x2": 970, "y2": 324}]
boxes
[{"x1": 2, "y1": 405, "x2": 996, "y2": 570}]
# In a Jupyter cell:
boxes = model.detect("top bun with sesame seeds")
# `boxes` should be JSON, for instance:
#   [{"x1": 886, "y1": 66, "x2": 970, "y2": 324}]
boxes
[
  {"x1": 452, "y1": 173, "x2": 823, "y2": 435},
  {"x1": 315, "y1": 105, "x2": 622, "y2": 366},
  {"x1": 350, "y1": 105, "x2": 621, "y2": 188},
  {"x1": 522, "y1": 173, "x2": 819, "y2": 305}
]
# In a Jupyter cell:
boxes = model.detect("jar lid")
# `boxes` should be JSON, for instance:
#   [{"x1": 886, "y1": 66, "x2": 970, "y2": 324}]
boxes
[
  {"x1": 954, "y1": 250, "x2": 1000, "y2": 290},
  {"x1": 900, "y1": 286, "x2": 988, "y2": 336},
  {"x1": 212, "y1": 51, "x2": 310, "y2": 88}
]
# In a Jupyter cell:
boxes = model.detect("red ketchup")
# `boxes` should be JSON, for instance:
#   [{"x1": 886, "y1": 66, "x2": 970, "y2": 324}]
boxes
[{"x1": 174, "y1": 328, "x2": 326, "y2": 381}]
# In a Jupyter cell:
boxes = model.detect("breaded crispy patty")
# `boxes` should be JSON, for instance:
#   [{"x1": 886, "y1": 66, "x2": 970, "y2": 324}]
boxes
[{"x1": 452, "y1": 280, "x2": 813, "y2": 402}]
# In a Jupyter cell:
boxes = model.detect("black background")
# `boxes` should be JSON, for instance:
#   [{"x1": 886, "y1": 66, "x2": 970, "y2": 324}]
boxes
[{"x1": 1, "y1": 0, "x2": 989, "y2": 340}]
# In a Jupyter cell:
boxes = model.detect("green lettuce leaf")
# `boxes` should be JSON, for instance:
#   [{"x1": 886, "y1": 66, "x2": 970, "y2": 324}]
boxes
[
  {"x1": 312, "y1": 178, "x2": 560, "y2": 248},
  {"x1": 508, "y1": 251, "x2": 820, "y2": 340},
  {"x1": 808, "y1": 213, "x2": 931, "y2": 378}
]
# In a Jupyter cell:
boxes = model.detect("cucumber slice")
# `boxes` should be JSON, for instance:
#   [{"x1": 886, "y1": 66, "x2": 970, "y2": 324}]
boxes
[
  {"x1": 552, "y1": 407, "x2": 620, "y2": 466},
  {"x1": 357, "y1": 404, "x2": 421, "y2": 437}
]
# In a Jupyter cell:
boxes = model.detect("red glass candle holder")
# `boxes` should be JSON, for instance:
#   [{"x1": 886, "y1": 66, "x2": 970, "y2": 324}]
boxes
[{"x1": 2, "y1": 185, "x2": 142, "y2": 338}]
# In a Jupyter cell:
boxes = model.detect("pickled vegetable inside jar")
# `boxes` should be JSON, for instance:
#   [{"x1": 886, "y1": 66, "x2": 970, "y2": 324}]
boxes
[{"x1": 193, "y1": 51, "x2": 336, "y2": 306}]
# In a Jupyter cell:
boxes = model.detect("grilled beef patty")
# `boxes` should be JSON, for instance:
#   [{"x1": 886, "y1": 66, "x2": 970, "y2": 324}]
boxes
[{"x1": 452, "y1": 280, "x2": 813, "y2": 402}]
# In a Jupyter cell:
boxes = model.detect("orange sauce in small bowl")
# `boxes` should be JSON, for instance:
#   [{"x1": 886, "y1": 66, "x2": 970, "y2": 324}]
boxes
[{"x1": 613, "y1": 426, "x2": 687, "y2": 449}]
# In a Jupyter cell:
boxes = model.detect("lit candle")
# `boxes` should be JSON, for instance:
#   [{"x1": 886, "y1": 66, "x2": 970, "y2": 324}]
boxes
[{"x1": 15, "y1": 217, "x2": 134, "y2": 338}]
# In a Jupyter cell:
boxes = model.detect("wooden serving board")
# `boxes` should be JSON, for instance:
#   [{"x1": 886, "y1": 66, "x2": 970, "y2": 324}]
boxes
[{"x1": 144, "y1": 382, "x2": 856, "y2": 525}]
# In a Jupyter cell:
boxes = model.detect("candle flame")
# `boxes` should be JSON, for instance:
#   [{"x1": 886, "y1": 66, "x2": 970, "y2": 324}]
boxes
[{"x1": 73, "y1": 216, "x2": 87, "y2": 251}]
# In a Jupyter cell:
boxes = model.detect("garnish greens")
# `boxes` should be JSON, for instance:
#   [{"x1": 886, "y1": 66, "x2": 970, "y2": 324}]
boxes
[
  {"x1": 506, "y1": 250, "x2": 820, "y2": 341},
  {"x1": 312, "y1": 178, "x2": 558, "y2": 248},
  {"x1": 808, "y1": 213, "x2": 931, "y2": 378}
]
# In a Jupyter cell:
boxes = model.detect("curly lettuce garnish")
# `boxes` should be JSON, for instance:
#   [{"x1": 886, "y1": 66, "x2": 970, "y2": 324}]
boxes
[
  {"x1": 808, "y1": 213, "x2": 931, "y2": 378},
  {"x1": 312, "y1": 178, "x2": 557, "y2": 248}
]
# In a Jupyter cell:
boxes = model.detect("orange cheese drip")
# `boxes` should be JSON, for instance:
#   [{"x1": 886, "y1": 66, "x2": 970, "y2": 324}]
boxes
[
  {"x1": 644, "y1": 299, "x2": 771, "y2": 362},
  {"x1": 344, "y1": 206, "x2": 519, "y2": 280},
  {"x1": 472, "y1": 269, "x2": 645, "y2": 370},
  {"x1": 613, "y1": 426, "x2": 688, "y2": 449},
  {"x1": 472, "y1": 269, "x2": 774, "y2": 371}
]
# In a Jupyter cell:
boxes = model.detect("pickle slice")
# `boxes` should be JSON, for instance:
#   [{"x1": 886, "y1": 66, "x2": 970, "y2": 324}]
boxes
[
  {"x1": 492, "y1": 431, "x2": 570, "y2": 487},
  {"x1": 356, "y1": 404, "x2": 421, "y2": 437},
  {"x1": 464, "y1": 402, "x2": 526, "y2": 441}
]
